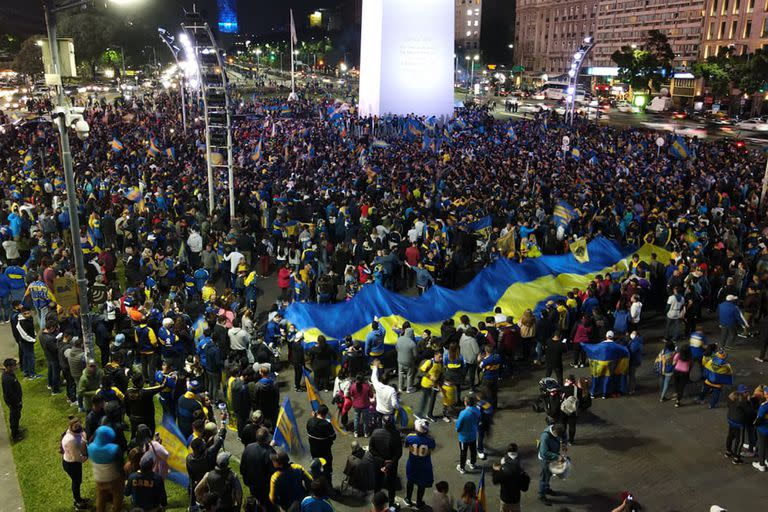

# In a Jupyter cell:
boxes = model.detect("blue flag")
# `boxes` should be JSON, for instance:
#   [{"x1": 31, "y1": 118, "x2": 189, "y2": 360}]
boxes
[
  {"x1": 273, "y1": 398, "x2": 305, "y2": 454},
  {"x1": 553, "y1": 200, "x2": 579, "y2": 228},
  {"x1": 669, "y1": 136, "x2": 690, "y2": 159},
  {"x1": 156, "y1": 413, "x2": 191, "y2": 487}
]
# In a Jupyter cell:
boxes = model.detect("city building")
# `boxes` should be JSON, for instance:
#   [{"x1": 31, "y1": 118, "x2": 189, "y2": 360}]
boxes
[
  {"x1": 514, "y1": 0, "x2": 598, "y2": 76},
  {"x1": 592, "y1": 0, "x2": 703, "y2": 68},
  {"x1": 217, "y1": 0, "x2": 238, "y2": 34},
  {"x1": 456, "y1": 0, "x2": 483, "y2": 56},
  {"x1": 700, "y1": 0, "x2": 768, "y2": 59}
]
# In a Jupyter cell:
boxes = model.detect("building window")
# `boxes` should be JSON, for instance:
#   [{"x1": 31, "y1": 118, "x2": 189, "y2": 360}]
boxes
[
  {"x1": 710, "y1": 0, "x2": 716, "y2": 15},
  {"x1": 707, "y1": 21, "x2": 715, "y2": 39},
  {"x1": 721, "y1": 0, "x2": 728, "y2": 14},
  {"x1": 763, "y1": 18, "x2": 768, "y2": 37},
  {"x1": 467, "y1": 20, "x2": 472, "y2": 26},
  {"x1": 719, "y1": 21, "x2": 726, "y2": 38},
  {"x1": 747, "y1": 0, "x2": 754, "y2": 11},
  {"x1": 704, "y1": 45, "x2": 710, "y2": 58},
  {"x1": 467, "y1": 8, "x2": 472, "y2": 15},
  {"x1": 474, "y1": 20, "x2": 479, "y2": 26},
  {"x1": 730, "y1": 20, "x2": 738, "y2": 38},
  {"x1": 745, "y1": 20, "x2": 752, "y2": 37}
]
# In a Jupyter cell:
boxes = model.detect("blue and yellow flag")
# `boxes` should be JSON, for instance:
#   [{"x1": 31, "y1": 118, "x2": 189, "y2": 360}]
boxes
[
  {"x1": 553, "y1": 200, "x2": 579, "y2": 228},
  {"x1": 273, "y1": 398, "x2": 305, "y2": 454},
  {"x1": 250, "y1": 137, "x2": 263, "y2": 163},
  {"x1": 166, "y1": 147, "x2": 176, "y2": 159},
  {"x1": 477, "y1": 468, "x2": 487, "y2": 512},
  {"x1": 570, "y1": 237, "x2": 589, "y2": 263},
  {"x1": 669, "y1": 136, "x2": 690, "y2": 159},
  {"x1": 157, "y1": 413, "x2": 191, "y2": 487},
  {"x1": 110, "y1": 138, "x2": 124, "y2": 152},
  {"x1": 582, "y1": 341, "x2": 630, "y2": 396},
  {"x1": 279, "y1": 104, "x2": 291, "y2": 116},
  {"x1": 124, "y1": 187, "x2": 142, "y2": 203},
  {"x1": 571, "y1": 147, "x2": 581, "y2": 160},
  {"x1": 147, "y1": 137, "x2": 162, "y2": 158},
  {"x1": 455, "y1": 118, "x2": 468, "y2": 130},
  {"x1": 506, "y1": 125, "x2": 517, "y2": 141},
  {"x1": 22, "y1": 151, "x2": 33, "y2": 171},
  {"x1": 466, "y1": 216, "x2": 492, "y2": 237},
  {"x1": 285, "y1": 238, "x2": 670, "y2": 345},
  {"x1": 302, "y1": 369, "x2": 344, "y2": 433}
]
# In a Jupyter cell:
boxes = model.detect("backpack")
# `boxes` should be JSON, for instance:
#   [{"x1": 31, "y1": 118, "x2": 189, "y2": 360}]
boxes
[{"x1": 560, "y1": 386, "x2": 578, "y2": 415}]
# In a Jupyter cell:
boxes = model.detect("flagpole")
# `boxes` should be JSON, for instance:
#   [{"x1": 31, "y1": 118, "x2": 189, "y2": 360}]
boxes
[{"x1": 289, "y1": 9, "x2": 296, "y2": 98}]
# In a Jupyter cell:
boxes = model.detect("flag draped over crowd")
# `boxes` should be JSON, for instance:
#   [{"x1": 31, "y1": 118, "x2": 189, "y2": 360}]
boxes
[{"x1": 286, "y1": 237, "x2": 671, "y2": 343}]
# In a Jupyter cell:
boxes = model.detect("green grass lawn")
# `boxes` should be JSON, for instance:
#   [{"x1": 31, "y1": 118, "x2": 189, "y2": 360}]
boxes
[{"x1": 4, "y1": 342, "x2": 195, "y2": 511}]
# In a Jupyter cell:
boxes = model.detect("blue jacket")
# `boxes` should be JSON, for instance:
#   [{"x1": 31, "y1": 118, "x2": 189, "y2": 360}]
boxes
[
  {"x1": 455, "y1": 406, "x2": 480, "y2": 442},
  {"x1": 365, "y1": 324, "x2": 386, "y2": 355},
  {"x1": 718, "y1": 301, "x2": 744, "y2": 328},
  {"x1": 628, "y1": 335, "x2": 644, "y2": 368},
  {"x1": 7, "y1": 212, "x2": 21, "y2": 238}
]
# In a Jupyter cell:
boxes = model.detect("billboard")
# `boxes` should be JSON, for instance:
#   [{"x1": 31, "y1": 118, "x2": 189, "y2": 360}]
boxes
[{"x1": 359, "y1": 0, "x2": 454, "y2": 119}]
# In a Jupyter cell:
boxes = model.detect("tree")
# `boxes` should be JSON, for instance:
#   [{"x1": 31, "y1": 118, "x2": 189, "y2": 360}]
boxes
[
  {"x1": 0, "y1": 34, "x2": 21, "y2": 61},
  {"x1": 57, "y1": 10, "x2": 120, "y2": 78},
  {"x1": 12, "y1": 36, "x2": 44, "y2": 78},
  {"x1": 692, "y1": 48, "x2": 733, "y2": 98},
  {"x1": 611, "y1": 30, "x2": 674, "y2": 93}
]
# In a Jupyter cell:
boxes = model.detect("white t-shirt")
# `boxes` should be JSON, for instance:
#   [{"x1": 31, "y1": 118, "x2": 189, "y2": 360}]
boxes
[
  {"x1": 224, "y1": 251, "x2": 244, "y2": 273},
  {"x1": 666, "y1": 295, "x2": 684, "y2": 319},
  {"x1": 630, "y1": 301, "x2": 643, "y2": 323}
]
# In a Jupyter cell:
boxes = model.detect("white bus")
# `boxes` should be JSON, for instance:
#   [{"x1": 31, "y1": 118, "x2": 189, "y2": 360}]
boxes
[{"x1": 542, "y1": 81, "x2": 586, "y2": 102}]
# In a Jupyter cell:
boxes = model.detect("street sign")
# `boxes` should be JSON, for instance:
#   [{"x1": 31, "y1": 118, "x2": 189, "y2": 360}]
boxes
[{"x1": 53, "y1": 275, "x2": 78, "y2": 309}]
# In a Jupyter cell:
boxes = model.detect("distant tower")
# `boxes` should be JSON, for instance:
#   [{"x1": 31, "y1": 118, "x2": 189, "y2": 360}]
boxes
[{"x1": 217, "y1": 0, "x2": 238, "y2": 33}]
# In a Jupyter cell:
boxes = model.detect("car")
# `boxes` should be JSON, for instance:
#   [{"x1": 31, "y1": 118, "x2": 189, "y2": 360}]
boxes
[
  {"x1": 670, "y1": 111, "x2": 688, "y2": 120},
  {"x1": 734, "y1": 117, "x2": 768, "y2": 132},
  {"x1": 615, "y1": 100, "x2": 632, "y2": 113}
]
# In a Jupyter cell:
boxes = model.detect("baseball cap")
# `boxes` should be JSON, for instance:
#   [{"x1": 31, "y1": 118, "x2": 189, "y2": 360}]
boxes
[
  {"x1": 736, "y1": 384, "x2": 749, "y2": 393},
  {"x1": 606, "y1": 330, "x2": 615, "y2": 339},
  {"x1": 216, "y1": 452, "x2": 231, "y2": 468}
]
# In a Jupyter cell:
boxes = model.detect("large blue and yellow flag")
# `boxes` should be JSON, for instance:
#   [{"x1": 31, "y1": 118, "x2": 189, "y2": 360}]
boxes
[
  {"x1": 506, "y1": 125, "x2": 517, "y2": 141},
  {"x1": 157, "y1": 413, "x2": 191, "y2": 487},
  {"x1": 553, "y1": 200, "x2": 579, "y2": 228},
  {"x1": 285, "y1": 237, "x2": 671, "y2": 345},
  {"x1": 371, "y1": 139, "x2": 390, "y2": 149},
  {"x1": 669, "y1": 136, "x2": 690, "y2": 159},
  {"x1": 166, "y1": 147, "x2": 176, "y2": 159},
  {"x1": 582, "y1": 341, "x2": 630, "y2": 396},
  {"x1": 571, "y1": 147, "x2": 581, "y2": 160},
  {"x1": 702, "y1": 351, "x2": 733, "y2": 387},
  {"x1": 273, "y1": 398, "x2": 305, "y2": 454}
]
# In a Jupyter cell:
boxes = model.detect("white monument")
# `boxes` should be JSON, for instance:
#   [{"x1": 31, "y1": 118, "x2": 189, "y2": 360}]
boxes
[{"x1": 358, "y1": 0, "x2": 454, "y2": 119}]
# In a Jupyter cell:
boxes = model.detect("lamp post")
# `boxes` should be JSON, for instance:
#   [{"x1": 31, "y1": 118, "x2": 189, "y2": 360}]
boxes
[
  {"x1": 470, "y1": 54, "x2": 479, "y2": 95},
  {"x1": 42, "y1": 0, "x2": 138, "y2": 364}
]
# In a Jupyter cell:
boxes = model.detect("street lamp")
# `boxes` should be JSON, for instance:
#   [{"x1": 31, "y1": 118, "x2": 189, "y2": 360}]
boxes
[{"x1": 42, "y1": 0, "x2": 141, "y2": 364}]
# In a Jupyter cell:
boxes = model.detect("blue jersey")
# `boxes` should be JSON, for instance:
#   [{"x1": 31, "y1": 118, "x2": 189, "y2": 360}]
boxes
[
  {"x1": 4, "y1": 266, "x2": 26, "y2": 290},
  {"x1": 405, "y1": 433, "x2": 435, "y2": 487},
  {"x1": 479, "y1": 353, "x2": 503, "y2": 381}
]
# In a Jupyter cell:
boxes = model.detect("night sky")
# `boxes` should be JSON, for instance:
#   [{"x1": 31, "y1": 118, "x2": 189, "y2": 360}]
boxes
[{"x1": 0, "y1": 0, "x2": 342, "y2": 37}]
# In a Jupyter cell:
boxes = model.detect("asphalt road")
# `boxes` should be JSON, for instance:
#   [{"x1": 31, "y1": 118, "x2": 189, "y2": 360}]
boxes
[
  {"x1": 487, "y1": 97, "x2": 768, "y2": 148},
  {"x1": 220, "y1": 274, "x2": 768, "y2": 512}
]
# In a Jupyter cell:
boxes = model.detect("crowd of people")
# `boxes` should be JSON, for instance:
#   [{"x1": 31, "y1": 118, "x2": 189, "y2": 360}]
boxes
[{"x1": 1, "y1": 84, "x2": 767, "y2": 512}]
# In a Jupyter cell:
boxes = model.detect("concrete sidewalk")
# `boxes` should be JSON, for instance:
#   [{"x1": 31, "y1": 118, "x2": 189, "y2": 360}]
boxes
[{"x1": 0, "y1": 325, "x2": 25, "y2": 511}]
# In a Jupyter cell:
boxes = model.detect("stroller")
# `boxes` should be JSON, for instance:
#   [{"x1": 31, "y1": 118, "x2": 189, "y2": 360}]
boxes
[{"x1": 532, "y1": 377, "x2": 562, "y2": 418}]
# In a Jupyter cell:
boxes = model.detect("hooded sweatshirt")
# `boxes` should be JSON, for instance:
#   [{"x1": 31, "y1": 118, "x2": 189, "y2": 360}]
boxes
[
  {"x1": 89, "y1": 425, "x2": 122, "y2": 482},
  {"x1": 396, "y1": 328, "x2": 417, "y2": 366}
]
